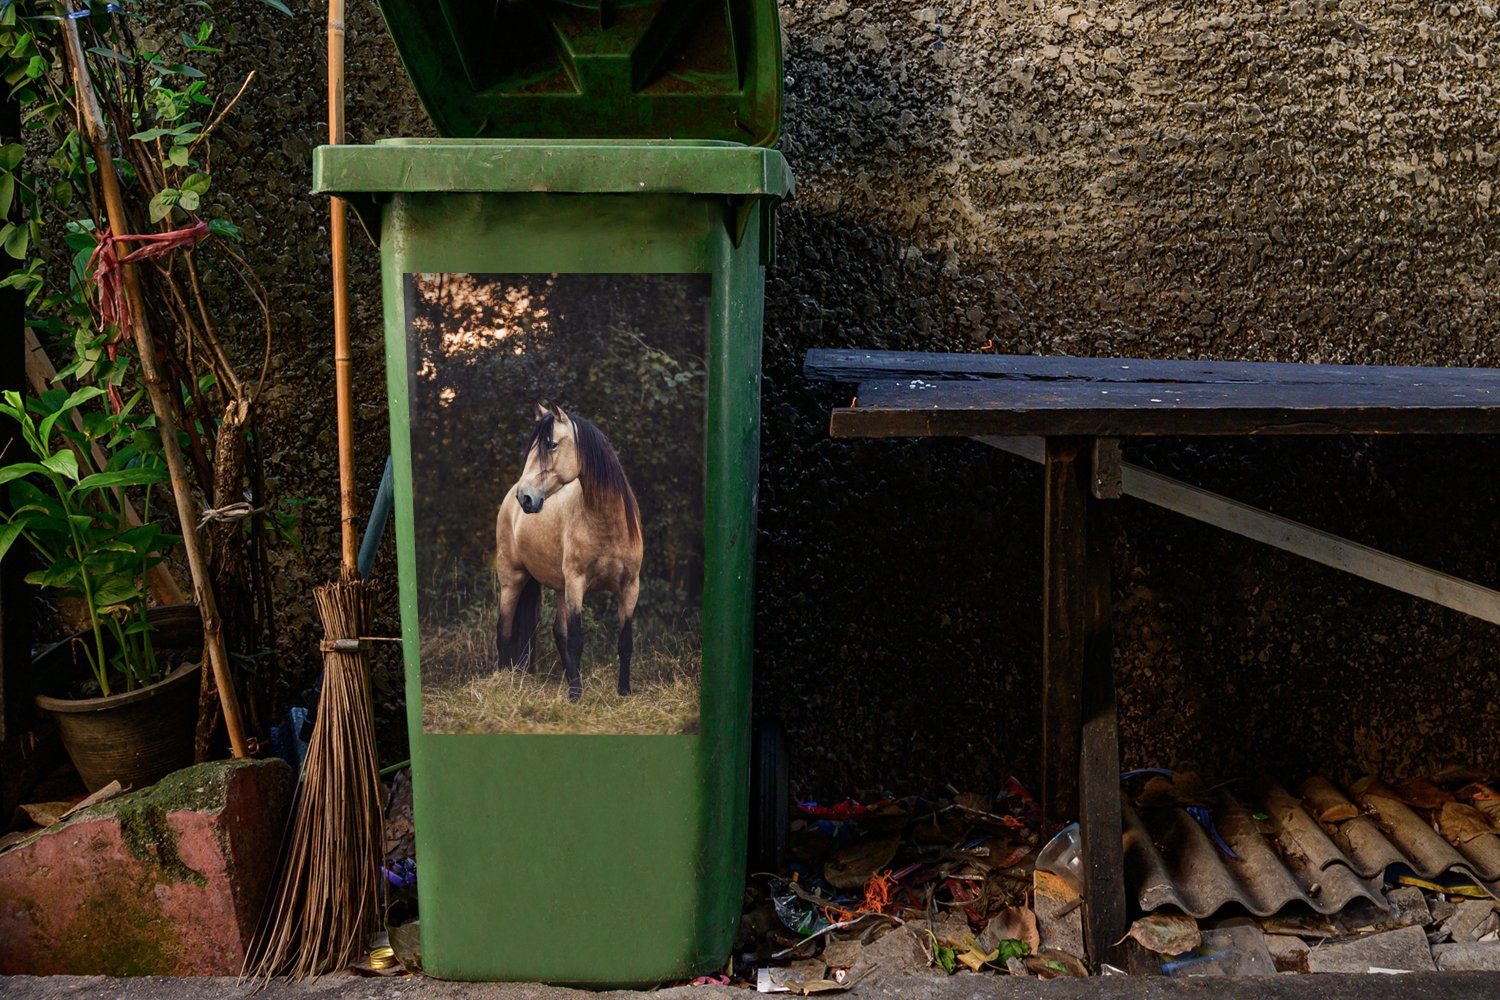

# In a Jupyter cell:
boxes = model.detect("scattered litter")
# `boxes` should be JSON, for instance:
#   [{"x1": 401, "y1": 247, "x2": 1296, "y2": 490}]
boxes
[{"x1": 741, "y1": 785, "x2": 1054, "y2": 985}]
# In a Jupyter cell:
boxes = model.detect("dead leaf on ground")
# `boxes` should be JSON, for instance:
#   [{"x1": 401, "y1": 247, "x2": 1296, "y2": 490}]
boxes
[
  {"x1": 1122, "y1": 912, "x2": 1200, "y2": 956},
  {"x1": 825, "y1": 837, "x2": 899, "y2": 889},
  {"x1": 1438, "y1": 801, "x2": 1497, "y2": 845},
  {"x1": 17, "y1": 781, "x2": 127, "y2": 829},
  {"x1": 1433, "y1": 765, "x2": 1488, "y2": 786},
  {"x1": 1396, "y1": 777, "x2": 1454, "y2": 811},
  {"x1": 1025, "y1": 949, "x2": 1088, "y2": 978},
  {"x1": 983, "y1": 906, "x2": 1040, "y2": 955},
  {"x1": 795, "y1": 979, "x2": 848, "y2": 995},
  {"x1": 60, "y1": 780, "x2": 124, "y2": 820},
  {"x1": 1136, "y1": 772, "x2": 1210, "y2": 808},
  {"x1": 1034, "y1": 868, "x2": 1081, "y2": 906},
  {"x1": 1352, "y1": 776, "x2": 1403, "y2": 803},
  {"x1": 1458, "y1": 783, "x2": 1500, "y2": 824},
  {"x1": 1315, "y1": 801, "x2": 1359, "y2": 823},
  {"x1": 17, "y1": 802, "x2": 70, "y2": 828}
]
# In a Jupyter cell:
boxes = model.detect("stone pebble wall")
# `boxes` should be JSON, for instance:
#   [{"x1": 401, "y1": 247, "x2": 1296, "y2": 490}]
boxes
[{"x1": 189, "y1": 0, "x2": 1500, "y2": 794}]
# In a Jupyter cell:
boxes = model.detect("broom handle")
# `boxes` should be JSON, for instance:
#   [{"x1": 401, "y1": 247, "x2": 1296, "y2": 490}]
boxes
[
  {"x1": 61, "y1": 9, "x2": 249, "y2": 758},
  {"x1": 329, "y1": 0, "x2": 358, "y2": 578}
]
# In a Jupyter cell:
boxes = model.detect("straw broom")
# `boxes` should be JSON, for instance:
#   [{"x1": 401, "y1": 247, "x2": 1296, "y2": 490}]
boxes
[{"x1": 244, "y1": 0, "x2": 383, "y2": 977}]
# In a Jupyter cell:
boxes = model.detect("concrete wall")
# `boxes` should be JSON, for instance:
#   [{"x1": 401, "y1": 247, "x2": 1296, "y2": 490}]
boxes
[{"x1": 204, "y1": 1, "x2": 1500, "y2": 793}]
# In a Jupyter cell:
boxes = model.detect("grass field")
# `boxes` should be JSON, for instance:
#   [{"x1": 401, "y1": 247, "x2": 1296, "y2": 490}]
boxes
[{"x1": 419, "y1": 585, "x2": 701, "y2": 735}]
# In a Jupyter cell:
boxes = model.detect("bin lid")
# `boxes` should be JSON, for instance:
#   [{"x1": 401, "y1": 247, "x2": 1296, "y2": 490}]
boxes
[
  {"x1": 314, "y1": 139, "x2": 792, "y2": 198},
  {"x1": 372, "y1": 0, "x2": 784, "y2": 145}
]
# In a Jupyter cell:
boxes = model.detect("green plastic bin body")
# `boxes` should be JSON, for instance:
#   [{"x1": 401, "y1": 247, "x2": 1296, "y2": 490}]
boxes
[{"x1": 314, "y1": 138, "x2": 790, "y2": 984}]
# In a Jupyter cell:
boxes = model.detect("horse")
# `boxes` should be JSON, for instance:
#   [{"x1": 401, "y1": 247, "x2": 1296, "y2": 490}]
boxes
[{"x1": 495, "y1": 402, "x2": 643, "y2": 702}]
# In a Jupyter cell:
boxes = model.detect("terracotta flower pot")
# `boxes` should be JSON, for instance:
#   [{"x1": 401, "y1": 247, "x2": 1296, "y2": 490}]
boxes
[{"x1": 33, "y1": 604, "x2": 203, "y2": 792}]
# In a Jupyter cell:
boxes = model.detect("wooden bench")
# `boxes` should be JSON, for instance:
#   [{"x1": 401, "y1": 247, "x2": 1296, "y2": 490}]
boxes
[{"x1": 804, "y1": 348, "x2": 1500, "y2": 966}]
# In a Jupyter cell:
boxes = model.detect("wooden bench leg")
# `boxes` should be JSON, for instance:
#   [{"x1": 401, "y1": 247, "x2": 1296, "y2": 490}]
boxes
[
  {"x1": 1043, "y1": 437, "x2": 1127, "y2": 967},
  {"x1": 1041, "y1": 438, "x2": 1085, "y2": 832},
  {"x1": 1079, "y1": 493, "x2": 1127, "y2": 966}
]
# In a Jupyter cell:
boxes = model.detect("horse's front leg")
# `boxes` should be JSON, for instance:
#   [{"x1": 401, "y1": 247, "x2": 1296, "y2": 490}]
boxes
[
  {"x1": 553, "y1": 578, "x2": 587, "y2": 702},
  {"x1": 495, "y1": 566, "x2": 528, "y2": 671},
  {"x1": 616, "y1": 576, "x2": 639, "y2": 696}
]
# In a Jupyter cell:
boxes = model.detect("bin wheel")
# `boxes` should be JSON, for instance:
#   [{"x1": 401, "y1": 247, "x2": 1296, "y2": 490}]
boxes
[{"x1": 748, "y1": 719, "x2": 788, "y2": 873}]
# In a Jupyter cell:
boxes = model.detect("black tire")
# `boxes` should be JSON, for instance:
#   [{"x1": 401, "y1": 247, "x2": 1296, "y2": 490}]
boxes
[{"x1": 748, "y1": 719, "x2": 788, "y2": 873}]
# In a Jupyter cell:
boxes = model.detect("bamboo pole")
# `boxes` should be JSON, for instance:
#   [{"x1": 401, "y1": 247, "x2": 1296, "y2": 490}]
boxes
[
  {"x1": 61, "y1": 8, "x2": 248, "y2": 758},
  {"x1": 243, "y1": 3, "x2": 382, "y2": 974},
  {"x1": 328, "y1": 0, "x2": 357, "y2": 576},
  {"x1": 24, "y1": 329, "x2": 188, "y2": 607}
]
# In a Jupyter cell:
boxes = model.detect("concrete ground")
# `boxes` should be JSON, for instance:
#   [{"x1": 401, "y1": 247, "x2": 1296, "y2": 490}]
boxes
[{"x1": 3, "y1": 974, "x2": 1500, "y2": 1000}]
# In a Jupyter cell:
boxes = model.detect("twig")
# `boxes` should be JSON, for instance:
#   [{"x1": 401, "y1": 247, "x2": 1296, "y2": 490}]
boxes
[
  {"x1": 186, "y1": 70, "x2": 255, "y2": 160},
  {"x1": 771, "y1": 914, "x2": 906, "y2": 959}
]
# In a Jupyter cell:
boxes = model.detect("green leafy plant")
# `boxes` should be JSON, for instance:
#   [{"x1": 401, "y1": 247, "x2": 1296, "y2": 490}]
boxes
[
  {"x1": 0, "y1": 1, "x2": 291, "y2": 739},
  {"x1": 0, "y1": 386, "x2": 179, "y2": 695}
]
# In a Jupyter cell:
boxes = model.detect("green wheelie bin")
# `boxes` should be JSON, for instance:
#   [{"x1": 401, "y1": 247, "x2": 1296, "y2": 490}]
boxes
[{"x1": 312, "y1": 0, "x2": 791, "y2": 985}]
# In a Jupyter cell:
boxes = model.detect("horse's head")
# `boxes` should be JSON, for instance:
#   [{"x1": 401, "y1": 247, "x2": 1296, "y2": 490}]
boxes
[{"x1": 516, "y1": 402, "x2": 579, "y2": 514}]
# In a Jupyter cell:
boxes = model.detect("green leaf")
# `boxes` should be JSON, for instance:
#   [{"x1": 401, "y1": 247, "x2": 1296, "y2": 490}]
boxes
[
  {"x1": 258, "y1": 0, "x2": 294, "y2": 15},
  {"x1": 91, "y1": 579, "x2": 142, "y2": 608},
  {"x1": 38, "y1": 385, "x2": 105, "y2": 444},
  {"x1": 207, "y1": 218, "x2": 241, "y2": 241},
  {"x1": 166, "y1": 145, "x2": 190, "y2": 168},
  {"x1": 0, "y1": 172, "x2": 12, "y2": 218},
  {"x1": 42, "y1": 450, "x2": 79, "y2": 481},
  {"x1": 63, "y1": 219, "x2": 98, "y2": 251},
  {"x1": 86, "y1": 45, "x2": 133, "y2": 65},
  {"x1": 26, "y1": 557, "x2": 81, "y2": 589},
  {"x1": 2, "y1": 220, "x2": 27, "y2": 259},
  {"x1": 131, "y1": 427, "x2": 162, "y2": 454},
  {"x1": 180, "y1": 171, "x2": 210, "y2": 196},
  {"x1": 177, "y1": 189, "x2": 200, "y2": 212},
  {"x1": 76, "y1": 467, "x2": 166, "y2": 492},
  {"x1": 995, "y1": 939, "x2": 1030, "y2": 963},
  {"x1": 0, "y1": 462, "x2": 51, "y2": 486},
  {"x1": 129, "y1": 127, "x2": 176, "y2": 141},
  {"x1": 148, "y1": 188, "x2": 178, "y2": 223},
  {"x1": 935, "y1": 944, "x2": 956, "y2": 976},
  {"x1": 0, "y1": 142, "x2": 21, "y2": 171},
  {"x1": 0, "y1": 519, "x2": 24, "y2": 563}
]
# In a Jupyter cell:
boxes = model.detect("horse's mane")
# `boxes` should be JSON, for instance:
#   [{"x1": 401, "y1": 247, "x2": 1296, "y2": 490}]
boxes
[{"x1": 527, "y1": 411, "x2": 641, "y2": 541}]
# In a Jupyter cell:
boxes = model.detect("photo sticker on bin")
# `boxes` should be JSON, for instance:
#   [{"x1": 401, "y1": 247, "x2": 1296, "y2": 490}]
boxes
[{"x1": 405, "y1": 272, "x2": 708, "y2": 736}]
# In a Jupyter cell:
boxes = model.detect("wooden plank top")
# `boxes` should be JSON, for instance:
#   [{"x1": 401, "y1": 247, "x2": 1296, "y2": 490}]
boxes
[{"x1": 805, "y1": 349, "x2": 1500, "y2": 438}]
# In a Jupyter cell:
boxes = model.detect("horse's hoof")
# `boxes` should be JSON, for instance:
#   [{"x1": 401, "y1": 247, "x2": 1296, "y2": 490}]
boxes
[{"x1": 568, "y1": 687, "x2": 583, "y2": 703}]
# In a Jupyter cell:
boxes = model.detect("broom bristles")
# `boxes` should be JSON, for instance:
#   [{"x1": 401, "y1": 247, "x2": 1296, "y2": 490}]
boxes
[{"x1": 244, "y1": 579, "x2": 383, "y2": 980}]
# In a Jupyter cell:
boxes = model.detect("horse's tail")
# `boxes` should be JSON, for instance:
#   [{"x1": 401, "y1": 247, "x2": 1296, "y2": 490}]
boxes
[{"x1": 500, "y1": 575, "x2": 542, "y2": 672}]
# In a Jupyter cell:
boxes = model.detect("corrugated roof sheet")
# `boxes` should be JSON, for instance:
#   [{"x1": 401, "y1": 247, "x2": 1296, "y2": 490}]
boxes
[{"x1": 1124, "y1": 777, "x2": 1500, "y2": 920}]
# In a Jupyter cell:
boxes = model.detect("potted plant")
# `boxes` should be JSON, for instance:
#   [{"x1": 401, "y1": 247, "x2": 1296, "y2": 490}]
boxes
[{"x1": 0, "y1": 386, "x2": 199, "y2": 791}]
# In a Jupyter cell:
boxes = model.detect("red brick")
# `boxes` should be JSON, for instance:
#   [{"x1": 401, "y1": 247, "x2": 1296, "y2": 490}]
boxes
[{"x1": 0, "y1": 758, "x2": 291, "y2": 975}]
